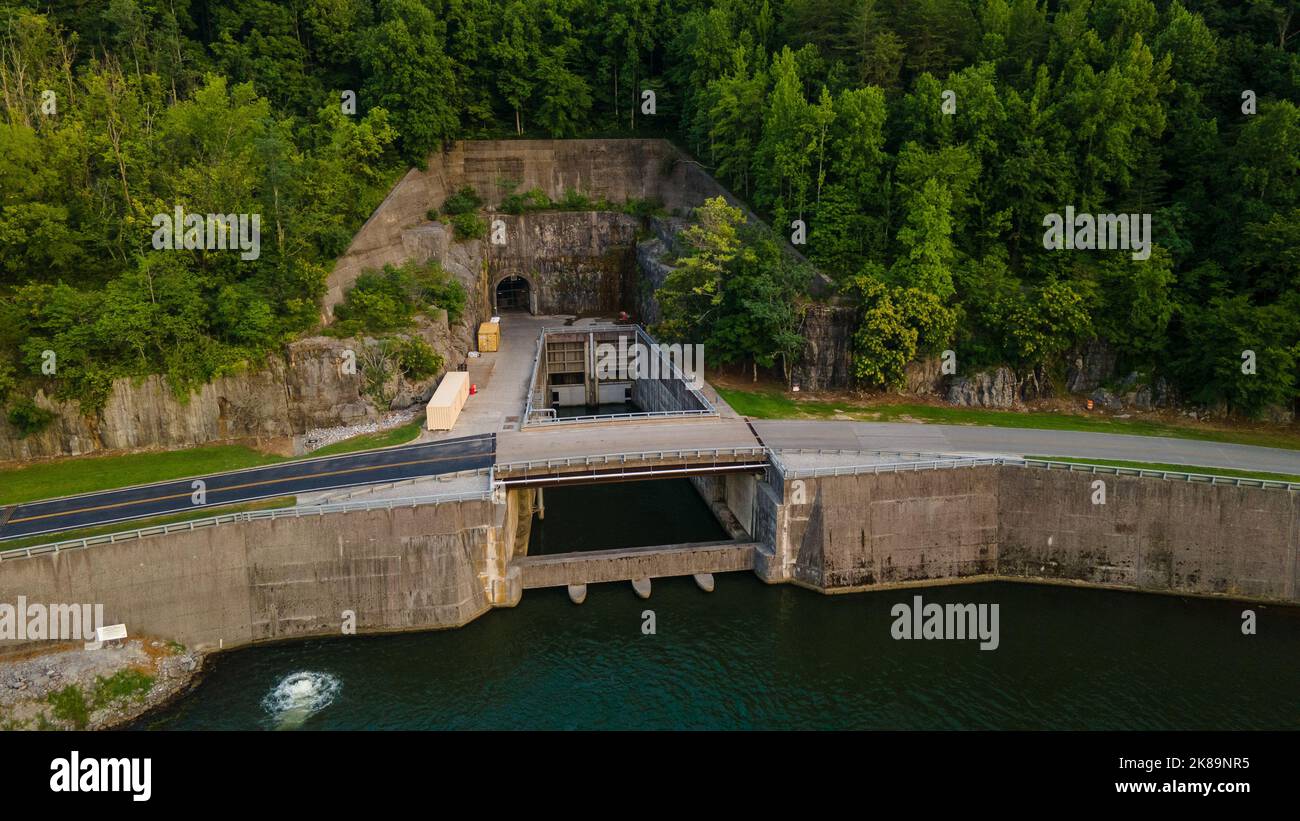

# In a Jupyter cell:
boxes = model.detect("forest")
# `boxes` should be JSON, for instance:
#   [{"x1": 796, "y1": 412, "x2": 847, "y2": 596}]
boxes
[{"x1": 0, "y1": 0, "x2": 1297, "y2": 426}]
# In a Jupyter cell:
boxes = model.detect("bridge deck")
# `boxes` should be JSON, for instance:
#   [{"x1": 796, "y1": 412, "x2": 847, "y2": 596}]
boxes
[
  {"x1": 514, "y1": 540, "x2": 758, "y2": 589},
  {"x1": 495, "y1": 446, "x2": 770, "y2": 486}
]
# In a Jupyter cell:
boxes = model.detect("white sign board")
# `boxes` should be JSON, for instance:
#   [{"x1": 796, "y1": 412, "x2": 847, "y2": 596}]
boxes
[{"x1": 96, "y1": 623, "x2": 128, "y2": 642}]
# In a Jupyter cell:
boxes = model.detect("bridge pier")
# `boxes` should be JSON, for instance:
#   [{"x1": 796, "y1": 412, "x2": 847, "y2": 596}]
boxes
[
  {"x1": 567, "y1": 584, "x2": 586, "y2": 604},
  {"x1": 693, "y1": 573, "x2": 715, "y2": 592},
  {"x1": 631, "y1": 578, "x2": 652, "y2": 599}
]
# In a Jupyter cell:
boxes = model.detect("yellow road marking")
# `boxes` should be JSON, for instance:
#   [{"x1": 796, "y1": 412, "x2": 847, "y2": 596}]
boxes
[{"x1": 9, "y1": 450, "x2": 485, "y2": 525}]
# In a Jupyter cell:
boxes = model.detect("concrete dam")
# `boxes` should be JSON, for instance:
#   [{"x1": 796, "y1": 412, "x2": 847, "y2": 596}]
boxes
[{"x1": 1, "y1": 453, "x2": 1295, "y2": 655}]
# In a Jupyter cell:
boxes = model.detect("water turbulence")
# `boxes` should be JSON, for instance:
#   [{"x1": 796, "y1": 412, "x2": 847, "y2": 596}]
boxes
[{"x1": 261, "y1": 671, "x2": 342, "y2": 729}]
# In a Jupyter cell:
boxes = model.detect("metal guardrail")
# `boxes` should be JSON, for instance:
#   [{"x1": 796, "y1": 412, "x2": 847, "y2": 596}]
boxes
[
  {"x1": 781, "y1": 456, "x2": 1003, "y2": 478},
  {"x1": 496, "y1": 446, "x2": 769, "y2": 474},
  {"x1": 1, "y1": 488, "x2": 495, "y2": 561},
  {"x1": 526, "y1": 408, "x2": 715, "y2": 425},
  {"x1": 1014, "y1": 458, "x2": 1300, "y2": 490},
  {"x1": 778, "y1": 454, "x2": 1300, "y2": 490},
  {"x1": 778, "y1": 447, "x2": 968, "y2": 461}
]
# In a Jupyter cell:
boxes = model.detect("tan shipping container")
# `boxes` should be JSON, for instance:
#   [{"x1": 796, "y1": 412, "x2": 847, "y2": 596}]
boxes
[
  {"x1": 477, "y1": 321, "x2": 500, "y2": 352},
  {"x1": 426, "y1": 371, "x2": 470, "y2": 431}
]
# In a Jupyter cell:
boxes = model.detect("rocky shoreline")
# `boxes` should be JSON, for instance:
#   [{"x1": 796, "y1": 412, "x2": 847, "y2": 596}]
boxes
[{"x1": 0, "y1": 639, "x2": 203, "y2": 730}]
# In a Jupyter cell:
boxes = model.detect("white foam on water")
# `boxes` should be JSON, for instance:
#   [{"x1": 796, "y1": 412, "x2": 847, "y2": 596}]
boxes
[{"x1": 262, "y1": 671, "x2": 342, "y2": 729}]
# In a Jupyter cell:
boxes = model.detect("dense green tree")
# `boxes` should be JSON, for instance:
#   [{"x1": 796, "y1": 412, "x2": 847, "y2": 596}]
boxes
[
  {"x1": 0, "y1": 0, "x2": 1296, "y2": 419},
  {"x1": 358, "y1": 0, "x2": 460, "y2": 164},
  {"x1": 654, "y1": 196, "x2": 745, "y2": 342}
]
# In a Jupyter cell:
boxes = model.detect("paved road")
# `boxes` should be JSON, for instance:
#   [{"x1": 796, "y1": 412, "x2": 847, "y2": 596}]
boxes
[
  {"x1": 753, "y1": 420, "x2": 1300, "y2": 475},
  {"x1": 5, "y1": 415, "x2": 1298, "y2": 544},
  {"x1": 0, "y1": 434, "x2": 495, "y2": 542},
  {"x1": 496, "y1": 417, "x2": 1300, "y2": 475}
]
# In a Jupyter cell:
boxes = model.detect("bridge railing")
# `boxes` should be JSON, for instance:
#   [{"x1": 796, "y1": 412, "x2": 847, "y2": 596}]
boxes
[
  {"x1": 525, "y1": 408, "x2": 716, "y2": 425},
  {"x1": 495, "y1": 446, "x2": 770, "y2": 475},
  {"x1": 0, "y1": 487, "x2": 496, "y2": 561}
]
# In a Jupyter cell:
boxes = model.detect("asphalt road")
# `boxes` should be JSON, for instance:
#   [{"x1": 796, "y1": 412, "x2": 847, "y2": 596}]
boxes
[
  {"x1": 753, "y1": 420, "x2": 1300, "y2": 475},
  {"x1": 5, "y1": 417, "x2": 1298, "y2": 544},
  {"x1": 495, "y1": 418, "x2": 1300, "y2": 475},
  {"x1": 0, "y1": 434, "x2": 495, "y2": 542}
]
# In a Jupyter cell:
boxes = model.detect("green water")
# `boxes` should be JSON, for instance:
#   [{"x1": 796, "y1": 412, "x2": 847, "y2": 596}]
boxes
[
  {"x1": 135, "y1": 481, "x2": 1300, "y2": 731},
  {"x1": 529, "y1": 479, "x2": 727, "y2": 554},
  {"x1": 136, "y1": 578, "x2": 1300, "y2": 731}
]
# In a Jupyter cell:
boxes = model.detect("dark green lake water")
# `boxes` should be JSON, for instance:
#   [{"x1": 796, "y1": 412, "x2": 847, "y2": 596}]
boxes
[
  {"x1": 135, "y1": 481, "x2": 1300, "y2": 731},
  {"x1": 529, "y1": 479, "x2": 728, "y2": 554}
]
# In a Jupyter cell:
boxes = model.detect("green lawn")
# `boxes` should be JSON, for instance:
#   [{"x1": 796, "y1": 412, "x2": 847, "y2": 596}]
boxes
[
  {"x1": 0, "y1": 419, "x2": 423, "y2": 506},
  {"x1": 0, "y1": 445, "x2": 288, "y2": 506},
  {"x1": 0, "y1": 496, "x2": 298, "y2": 552},
  {"x1": 1025, "y1": 456, "x2": 1300, "y2": 484},
  {"x1": 718, "y1": 386, "x2": 1300, "y2": 451}
]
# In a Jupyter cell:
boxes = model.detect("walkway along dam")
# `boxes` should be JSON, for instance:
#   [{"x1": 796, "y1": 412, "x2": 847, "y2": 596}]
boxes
[{"x1": 0, "y1": 449, "x2": 1297, "y2": 655}]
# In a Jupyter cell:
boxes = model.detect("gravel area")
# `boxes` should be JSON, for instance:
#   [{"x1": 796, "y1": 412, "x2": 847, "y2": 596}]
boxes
[{"x1": 301, "y1": 408, "x2": 422, "y2": 453}]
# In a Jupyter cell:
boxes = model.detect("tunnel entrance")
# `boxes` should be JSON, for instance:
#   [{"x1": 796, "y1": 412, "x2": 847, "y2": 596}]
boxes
[
  {"x1": 527, "y1": 479, "x2": 730, "y2": 556},
  {"x1": 496, "y1": 275, "x2": 531, "y2": 312}
]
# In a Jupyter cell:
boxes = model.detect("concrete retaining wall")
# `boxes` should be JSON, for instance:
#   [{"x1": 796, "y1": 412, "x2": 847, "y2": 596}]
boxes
[
  {"x1": 783, "y1": 468, "x2": 999, "y2": 590},
  {"x1": 326, "y1": 139, "x2": 752, "y2": 319},
  {"x1": 0, "y1": 499, "x2": 500, "y2": 655},
  {"x1": 997, "y1": 468, "x2": 1299, "y2": 602},
  {"x1": 489, "y1": 212, "x2": 641, "y2": 315},
  {"x1": 771, "y1": 466, "x2": 1300, "y2": 604}
]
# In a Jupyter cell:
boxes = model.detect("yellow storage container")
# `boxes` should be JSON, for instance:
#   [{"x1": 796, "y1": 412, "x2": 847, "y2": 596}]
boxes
[
  {"x1": 426, "y1": 371, "x2": 470, "y2": 431},
  {"x1": 477, "y1": 321, "x2": 500, "y2": 352}
]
